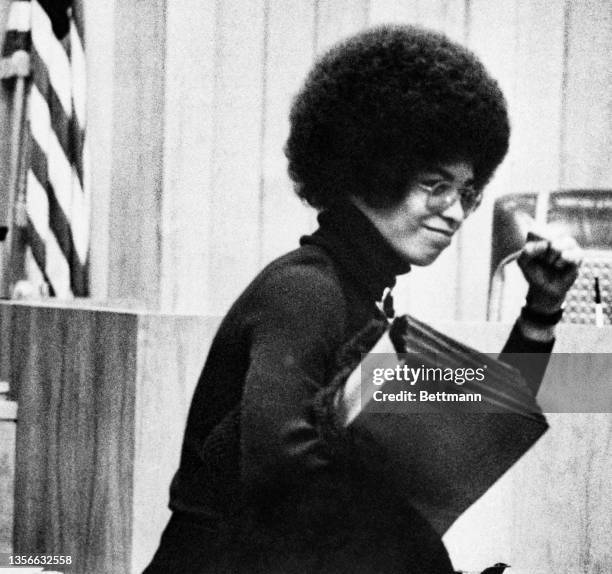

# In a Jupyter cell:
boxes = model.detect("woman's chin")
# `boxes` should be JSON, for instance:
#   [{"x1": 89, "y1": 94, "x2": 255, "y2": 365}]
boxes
[{"x1": 403, "y1": 247, "x2": 446, "y2": 267}]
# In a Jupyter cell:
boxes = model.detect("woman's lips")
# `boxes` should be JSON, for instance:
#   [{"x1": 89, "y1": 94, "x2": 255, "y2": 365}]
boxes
[{"x1": 423, "y1": 225, "x2": 454, "y2": 240}]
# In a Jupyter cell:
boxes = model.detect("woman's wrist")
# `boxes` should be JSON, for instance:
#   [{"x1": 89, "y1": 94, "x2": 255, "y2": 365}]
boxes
[
  {"x1": 518, "y1": 295, "x2": 565, "y2": 342},
  {"x1": 520, "y1": 303, "x2": 565, "y2": 326},
  {"x1": 517, "y1": 316, "x2": 556, "y2": 342},
  {"x1": 525, "y1": 288, "x2": 566, "y2": 315}
]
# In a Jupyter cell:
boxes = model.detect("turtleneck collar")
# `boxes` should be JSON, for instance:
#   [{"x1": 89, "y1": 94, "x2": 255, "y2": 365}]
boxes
[{"x1": 300, "y1": 202, "x2": 411, "y2": 303}]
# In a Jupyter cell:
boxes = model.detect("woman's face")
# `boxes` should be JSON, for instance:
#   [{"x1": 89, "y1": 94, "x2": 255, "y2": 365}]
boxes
[{"x1": 356, "y1": 161, "x2": 475, "y2": 266}]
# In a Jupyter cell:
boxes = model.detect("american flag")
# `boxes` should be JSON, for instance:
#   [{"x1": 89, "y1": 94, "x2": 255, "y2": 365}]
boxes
[{"x1": 1, "y1": 0, "x2": 89, "y2": 297}]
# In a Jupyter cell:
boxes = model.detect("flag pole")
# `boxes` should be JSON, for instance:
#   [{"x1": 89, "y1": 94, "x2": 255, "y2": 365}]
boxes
[{"x1": 0, "y1": 50, "x2": 30, "y2": 299}]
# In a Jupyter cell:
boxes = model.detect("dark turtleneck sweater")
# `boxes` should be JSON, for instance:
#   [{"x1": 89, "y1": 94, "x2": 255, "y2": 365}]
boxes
[{"x1": 147, "y1": 204, "x2": 553, "y2": 574}]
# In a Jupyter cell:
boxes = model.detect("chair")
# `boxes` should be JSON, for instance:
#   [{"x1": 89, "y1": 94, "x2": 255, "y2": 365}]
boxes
[{"x1": 488, "y1": 190, "x2": 612, "y2": 324}]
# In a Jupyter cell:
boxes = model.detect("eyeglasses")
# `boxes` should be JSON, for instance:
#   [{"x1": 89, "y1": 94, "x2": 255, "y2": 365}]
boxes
[{"x1": 416, "y1": 181, "x2": 483, "y2": 217}]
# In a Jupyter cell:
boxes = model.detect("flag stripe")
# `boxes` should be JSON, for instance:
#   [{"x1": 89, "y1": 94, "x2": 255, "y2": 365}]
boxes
[
  {"x1": 28, "y1": 134, "x2": 48, "y2": 192},
  {"x1": 47, "y1": 129, "x2": 75, "y2": 225},
  {"x1": 25, "y1": 218, "x2": 56, "y2": 296},
  {"x1": 69, "y1": 20, "x2": 85, "y2": 127},
  {"x1": 31, "y1": 0, "x2": 71, "y2": 114},
  {"x1": 1, "y1": 30, "x2": 31, "y2": 56},
  {"x1": 30, "y1": 131, "x2": 72, "y2": 230},
  {"x1": 28, "y1": 136, "x2": 88, "y2": 291},
  {"x1": 70, "y1": 167, "x2": 88, "y2": 263},
  {"x1": 38, "y1": 0, "x2": 70, "y2": 40},
  {"x1": 43, "y1": 219, "x2": 71, "y2": 297},
  {"x1": 30, "y1": 46, "x2": 84, "y2": 186},
  {"x1": 27, "y1": 82, "x2": 50, "y2": 153},
  {"x1": 47, "y1": 179, "x2": 87, "y2": 294},
  {"x1": 6, "y1": 0, "x2": 31, "y2": 32},
  {"x1": 1, "y1": 0, "x2": 31, "y2": 58},
  {"x1": 26, "y1": 169, "x2": 49, "y2": 242},
  {"x1": 27, "y1": 175, "x2": 88, "y2": 296}
]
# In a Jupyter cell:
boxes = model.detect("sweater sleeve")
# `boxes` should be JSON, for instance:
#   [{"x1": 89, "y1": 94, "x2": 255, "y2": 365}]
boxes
[
  {"x1": 499, "y1": 321, "x2": 555, "y2": 395},
  {"x1": 239, "y1": 264, "x2": 348, "y2": 494}
]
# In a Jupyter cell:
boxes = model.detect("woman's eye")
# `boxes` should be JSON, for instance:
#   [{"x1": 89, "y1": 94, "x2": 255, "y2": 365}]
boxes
[{"x1": 420, "y1": 179, "x2": 444, "y2": 187}]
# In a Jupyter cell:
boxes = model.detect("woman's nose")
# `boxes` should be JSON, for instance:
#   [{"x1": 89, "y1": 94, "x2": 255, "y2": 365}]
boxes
[{"x1": 440, "y1": 194, "x2": 466, "y2": 225}]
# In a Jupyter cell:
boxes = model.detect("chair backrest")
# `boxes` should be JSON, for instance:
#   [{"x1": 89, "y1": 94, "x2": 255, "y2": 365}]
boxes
[{"x1": 489, "y1": 190, "x2": 612, "y2": 324}]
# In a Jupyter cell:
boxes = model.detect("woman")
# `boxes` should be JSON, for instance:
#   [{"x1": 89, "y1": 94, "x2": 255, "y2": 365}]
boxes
[{"x1": 144, "y1": 25, "x2": 581, "y2": 573}]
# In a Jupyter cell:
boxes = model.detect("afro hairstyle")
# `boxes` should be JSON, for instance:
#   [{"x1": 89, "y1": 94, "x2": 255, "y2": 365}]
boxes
[{"x1": 285, "y1": 25, "x2": 510, "y2": 209}]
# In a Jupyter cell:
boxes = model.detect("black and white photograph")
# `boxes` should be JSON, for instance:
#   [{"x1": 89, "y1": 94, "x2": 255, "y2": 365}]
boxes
[{"x1": 0, "y1": 1, "x2": 610, "y2": 573}]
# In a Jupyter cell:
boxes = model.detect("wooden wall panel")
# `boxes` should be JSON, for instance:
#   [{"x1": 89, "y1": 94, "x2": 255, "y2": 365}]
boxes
[
  {"x1": 84, "y1": 0, "x2": 115, "y2": 302},
  {"x1": 315, "y1": 0, "x2": 369, "y2": 53},
  {"x1": 562, "y1": 0, "x2": 612, "y2": 188},
  {"x1": 415, "y1": 0, "x2": 466, "y2": 42},
  {"x1": 68, "y1": 311, "x2": 136, "y2": 574},
  {"x1": 131, "y1": 314, "x2": 217, "y2": 573},
  {"x1": 446, "y1": 412, "x2": 612, "y2": 573},
  {"x1": 6, "y1": 304, "x2": 138, "y2": 573},
  {"x1": 511, "y1": 1, "x2": 565, "y2": 193},
  {"x1": 207, "y1": 0, "x2": 266, "y2": 314},
  {"x1": 160, "y1": 0, "x2": 216, "y2": 314},
  {"x1": 259, "y1": 0, "x2": 317, "y2": 267},
  {"x1": 370, "y1": 1, "x2": 467, "y2": 58},
  {"x1": 368, "y1": 0, "x2": 418, "y2": 26},
  {"x1": 108, "y1": 0, "x2": 166, "y2": 309},
  {"x1": 10, "y1": 307, "x2": 65, "y2": 553},
  {"x1": 509, "y1": 413, "x2": 612, "y2": 574},
  {"x1": 434, "y1": 320, "x2": 612, "y2": 573},
  {"x1": 0, "y1": 411, "x2": 14, "y2": 554},
  {"x1": 0, "y1": 302, "x2": 221, "y2": 573}
]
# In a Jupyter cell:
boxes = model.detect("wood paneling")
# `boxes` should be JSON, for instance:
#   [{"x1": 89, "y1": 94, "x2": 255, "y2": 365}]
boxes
[
  {"x1": 84, "y1": 0, "x2": 115, "y2": 302},
  {"x1": 207, "y1": 0, "x2": 267, "y2": 314},
  {"x1": 368, "y1": 0, "x2": 418, "y2": 26},
  {"x1": 160, "y1": 0, "x2": 216, "y2": 314},
  {"x1": 432, "y1": 321, "x2": 612, "y2": 573},
  {"x1": 0, "y1": 402, "x2": 16, "y2": 554},
  {"x1": 259, "y1": 0, "x2": 317, "y2": 267},
  {"x1": 315, "y1": 0, "x2": 369, "y2": 53},
  {"x1": 416, "y1": 0, "x2": 466, "y2": 42},
  {"x1": 108, "y1": 0, "x2": 166, "y2": 309},
  {"x1": 446, "y1": 411, "x2": 612, "y2": 572},
  {"x1": 511, "y1": 0, "x2": 565, "y2": 192},
  {"x1": 509, "y1": 412, "x2": 612, "y2": 574},
  {"x1": 1, "y1": 302, "x2": 220, "y2": 573},
  {"x1": 131, "y1": 314, "x2": 216, "y2": 573},
  {"x1": 5, "y1": 304, "x2": 137, "y2": 573},
  {"x1": 562, "y1": 0, "x2": 612, "y2": 188}
]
